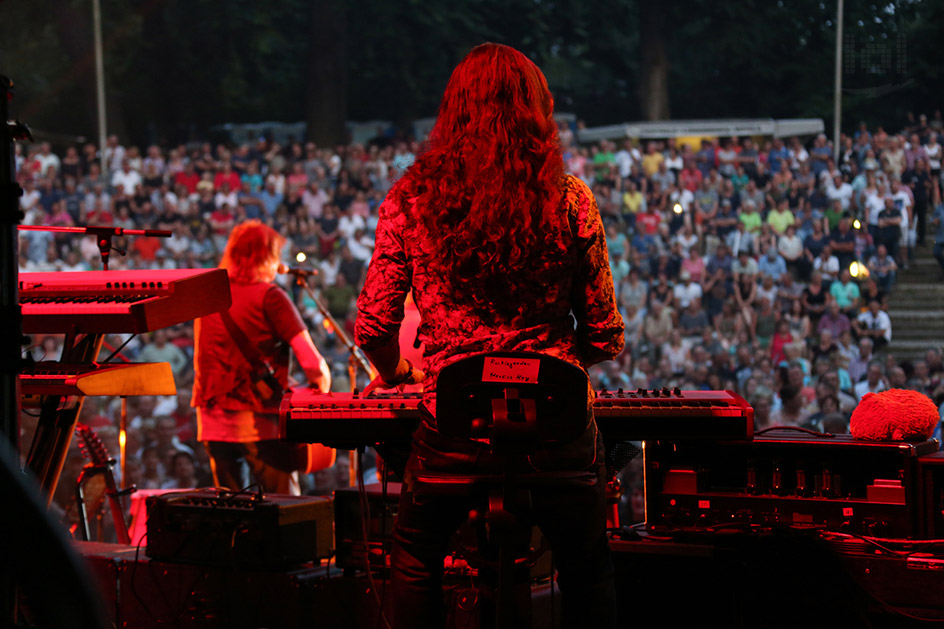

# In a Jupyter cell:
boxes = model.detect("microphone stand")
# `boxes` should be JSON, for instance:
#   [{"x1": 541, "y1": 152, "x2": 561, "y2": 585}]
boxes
[
  {"x1": 18, "y1": 224, "x2": 172, "y2": 489},
  {"x1": 17, "y1": 224, "x2": 172, "y2": 270},
  {"x1": 286, "y1": 272, "x2": 376, "y2": 486}
]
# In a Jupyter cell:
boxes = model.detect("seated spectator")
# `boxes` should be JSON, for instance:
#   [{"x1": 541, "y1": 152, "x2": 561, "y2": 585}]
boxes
[
  {"x1": 766, "y1": 198, "x2": 795, "y2": 236},
  {"x1": 661, "y1": 330, "x2": 691, "y2": 376},
  {"x1": 783, "y1": 298, "x2": 811, "y2": 342},
  {"x1": 804, "y1": 388, "x2": 843, "y2": 432},
  {"x1": 678, "y1": 297, "x2": 709, "y2": 339},
  {"x1": 859, "y1": 276, "x2": 887, "y2": 311},
  {"x1": 733, "y1": 273, "x2": 757, "y2": 331},
  {"x1": 726, "y1": 220, "x2": 754, "y2": 257},
  {"x1": 770, "y1": 385, "x2": 809, "y2": 427},
  {"x1": 647, "y1": 271, "x2": 675, "y2": 311},
  {"x1": 756, "y1": 274, "x2": 778, "y2": 307},
  {"x1": 777, "y1": 225, "x2": 804, "y2": 277},
  {"x1": 822, "y1": 370, "x2": 859, "y2": 413},
  {"x1": 618, "y1": 267, "x2": 648, "y2": 312},
  {"x1": 160, "y1": 451, "x2": 206, "y2": 490},
  {"x1": 776, "y1": 272, "x2": 803, "y2": 314},
  {"x1": 714, "y1": 301, "x2": 745, "y2": 349},
  {"x1": 852, "y1": 299, "x2": 892, "y2": 351},
  {"x1": 680, "y1": 246, "x2": 706, "y2": 284},
  {"x1": 867, "y1": 243, "x2": 897, "y2": 293},
  {"x1": 816, "y1": 300, "x2": 851, "y2": 340},
  {"x1": 732, "y1": 249, "x2": 759, "y2": 283},
  {"x1": 642, "y1": 301, "x2": 674, "y2": 362},
  {"x1": 758, "y1": 245, "x2": 787, "y2": 280},
  {"x1": 673, "y1": 270, "x2": 702, "y2": 309},
  {"x1": 829, "y1": 269, "x2": 861, "y2": 316},
  {"x1": 753, "y1": 297, "x2": 779, "y2": 348},
  {"x1": 621, "y1": 302, "x2": 645, "y2": 348},
  {"x1": 810, "y1": 329, "x2": 840, "y2": 364},
  {"x1": 739, "y1": 199, "x2": 762, "y2": 233},
  {"x1": 848, "y1": 337, "x2": 874, "y2": 383},
  {"x1": 829, "y1": 214, "x2": 858, "y2": 271},
  {"x1": 712, "y1": 198, "x2": 739, "y2": 240},
  {"x1": 751, "y1": 390, "x2": 774, "y2": 431},
  {"x1": 769, "y1": 319, "x2": 794, "y2": 365},
  {"x1": 854, "y1": 360, "x2": 889, "y2": 401}
]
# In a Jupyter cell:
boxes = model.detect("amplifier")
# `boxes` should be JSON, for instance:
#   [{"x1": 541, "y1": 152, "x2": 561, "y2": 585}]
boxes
[
  {"x1": 644, "y1": 432, "x2": 940, "y2": 538},
  {"x1": 146, "y1": 489, "x2": 333, "y2": 569}
]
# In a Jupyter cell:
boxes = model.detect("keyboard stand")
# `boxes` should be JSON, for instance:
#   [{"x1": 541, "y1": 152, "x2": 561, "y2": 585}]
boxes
[{"x1": 25, "y1": 332, "x2": 104, "y2": 504}]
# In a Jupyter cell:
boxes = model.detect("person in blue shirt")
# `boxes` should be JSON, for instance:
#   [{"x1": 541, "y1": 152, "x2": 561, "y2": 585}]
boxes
[
  {"x1": 758, "y1": 245, "x2": 788, "y2": 280},
  {"x1": 768, "y1": 138, "x2": 791, "y2": 174}
]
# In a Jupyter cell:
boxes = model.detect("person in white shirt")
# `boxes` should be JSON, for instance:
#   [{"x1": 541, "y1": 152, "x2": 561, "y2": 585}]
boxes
[
  {"x1": 826, "y1": 174, "x2": 854, "y2": 211},
  {"x1": 35, "y1": 142, "x2": 61, "y2": 177},
  {"x1": 614, "y1": 140, "x2": 640, "y2": 179},
  {"x1": 812, "y1": 245, "x2": 841, "y2": 282},
  {"x1": 111, "y1": 160, "x2": 142, "y2": 193},
  {"x1": 852, "y1": 299, "x2": 892, "y2": 350},
  {"x1": 853, "y1": 361, "x2": 888, "y2": 401},
  {"x1": 672, "y1": 270, "x2": 703, "y2": 309}
]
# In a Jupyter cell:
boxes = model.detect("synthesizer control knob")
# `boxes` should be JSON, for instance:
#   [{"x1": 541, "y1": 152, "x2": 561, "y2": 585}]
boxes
[
  {"x1": 673, "y1": 387, "x2": 681, "y2": 396},
  {"x1": 662, "y1": 387, "x2": 671, "y2": 397},
  {"x1": 637, "y1": 388, "x2": 647, "y2": 397}
]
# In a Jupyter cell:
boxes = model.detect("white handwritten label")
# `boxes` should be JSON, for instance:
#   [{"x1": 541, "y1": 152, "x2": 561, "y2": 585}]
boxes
[{"x1": 482, "y1": 357, "x2": 541, "y2": 384}]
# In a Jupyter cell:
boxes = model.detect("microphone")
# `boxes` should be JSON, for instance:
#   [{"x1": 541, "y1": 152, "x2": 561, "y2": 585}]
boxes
[{"x1": 277, "y1": 263, "x2": 319, "y2": 278}]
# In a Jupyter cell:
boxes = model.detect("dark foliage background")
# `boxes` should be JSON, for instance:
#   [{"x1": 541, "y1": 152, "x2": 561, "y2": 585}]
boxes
[{"x1": 0, "y1": 0, "x2": 940, "y2": 146}]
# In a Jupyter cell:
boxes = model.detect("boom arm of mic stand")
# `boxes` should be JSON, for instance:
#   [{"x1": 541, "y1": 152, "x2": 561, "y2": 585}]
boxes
[{"x1": 294, "y1": 278, "x2": 377, "y2": 382}]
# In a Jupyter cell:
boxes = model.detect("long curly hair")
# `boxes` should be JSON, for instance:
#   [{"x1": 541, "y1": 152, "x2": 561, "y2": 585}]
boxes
[{"x1": 400, "y1": 43, "x2": 564, "y2": 314}]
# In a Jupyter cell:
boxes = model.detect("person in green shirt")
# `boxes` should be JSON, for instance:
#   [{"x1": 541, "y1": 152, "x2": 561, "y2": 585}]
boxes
[
  {"x1": 592, "y1": 140, "x2": 616, "y2": 182},
  {"x1": 823, "y1": 199, "x2": 844, "y2": 233},
  {"x1": 739, "y1": 199, "x2": 763, "y2": 233},
  {"x1": 766, "y1": 198, "x2": 796, "y2": 235},
  {"x1": 730, "y1": 165, "x2": 750, "y2": 193},
  {"x1": 829, "y1": 269, "x2": 861, "y2": 316}
]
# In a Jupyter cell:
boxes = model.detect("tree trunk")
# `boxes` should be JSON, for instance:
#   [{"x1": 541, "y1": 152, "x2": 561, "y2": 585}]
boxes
[
  {"x1": 638, "y1": 1, "x2": 671, "y2": 121},
  {"x1": 305, "y1": 0, "x2": 349, "y2": 147}
]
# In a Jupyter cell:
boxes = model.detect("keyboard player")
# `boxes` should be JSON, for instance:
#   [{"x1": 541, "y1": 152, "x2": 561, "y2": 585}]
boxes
[{"x1": 191, "y1": 220, "x2": 334, "y2": 495}]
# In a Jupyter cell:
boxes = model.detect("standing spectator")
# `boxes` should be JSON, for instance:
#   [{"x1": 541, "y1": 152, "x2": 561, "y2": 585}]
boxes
[
  {"x1": 903, "y1": 157, "x2": 933, "y2": 245},
  {"x1": 931, "y1": 204, "x2": 944, "y2": 276},
  {"x1": 875, "y1": 197, "x2": 904, "y2": 265},
  {"x1": 829, "y1": 215, "x2": 857, "y2": 271}
]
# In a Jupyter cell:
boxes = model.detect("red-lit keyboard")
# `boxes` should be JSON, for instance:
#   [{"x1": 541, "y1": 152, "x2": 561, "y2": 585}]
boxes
[
  {"x1": 280, "y1": 389, "x2": 754, "y2": 448},
  {"x1": 19, "y1": 269, "x2": 231, "y2": 333}
]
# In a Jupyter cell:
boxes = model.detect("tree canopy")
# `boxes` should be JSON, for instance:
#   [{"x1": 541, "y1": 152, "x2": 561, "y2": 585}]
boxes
[{"x1": 0, "y1": 0, "x2": 939, "y2": 147}]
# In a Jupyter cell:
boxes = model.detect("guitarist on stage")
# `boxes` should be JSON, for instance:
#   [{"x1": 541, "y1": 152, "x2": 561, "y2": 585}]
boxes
[{"x1": 192, "y1": 220, "x2": 334, "y2": 495}]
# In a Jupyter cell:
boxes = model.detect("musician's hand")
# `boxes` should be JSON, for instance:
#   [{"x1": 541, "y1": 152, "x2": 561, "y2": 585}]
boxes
[
  {"x1": 311, "y1": 369, "x2": 331, "y2": 394},
  {"x1": 361, "y1": 358, "x2": 424, "y2": 397}
]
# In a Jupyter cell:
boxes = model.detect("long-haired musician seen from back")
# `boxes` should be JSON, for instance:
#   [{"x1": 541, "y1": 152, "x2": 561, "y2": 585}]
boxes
[
  {"x1": 192, "y1": 220, "x2": 334, "y2": 495},
  {"x1": 354, "y1": 43, "x2": 624, "y2": 628}
]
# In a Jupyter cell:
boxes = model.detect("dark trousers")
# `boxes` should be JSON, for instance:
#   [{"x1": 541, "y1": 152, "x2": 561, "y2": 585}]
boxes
[
  {"x1": 390, "y1": 422, "x2": 617, "y2": 629},
  {"x1": 203, "y1": 440, "x2": 299, "y2": 494},
  {"x1": 916, "y1": 199, "x2": 928, "y2": 244},
  {"x1": 934, "y1": 243, "x2": 944, "y2": 273}
]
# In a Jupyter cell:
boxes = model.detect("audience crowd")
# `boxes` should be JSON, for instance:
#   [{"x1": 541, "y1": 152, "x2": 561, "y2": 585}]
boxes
[{"x1": 15, "y1": 112, "x2": 944, "y2": 526}]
